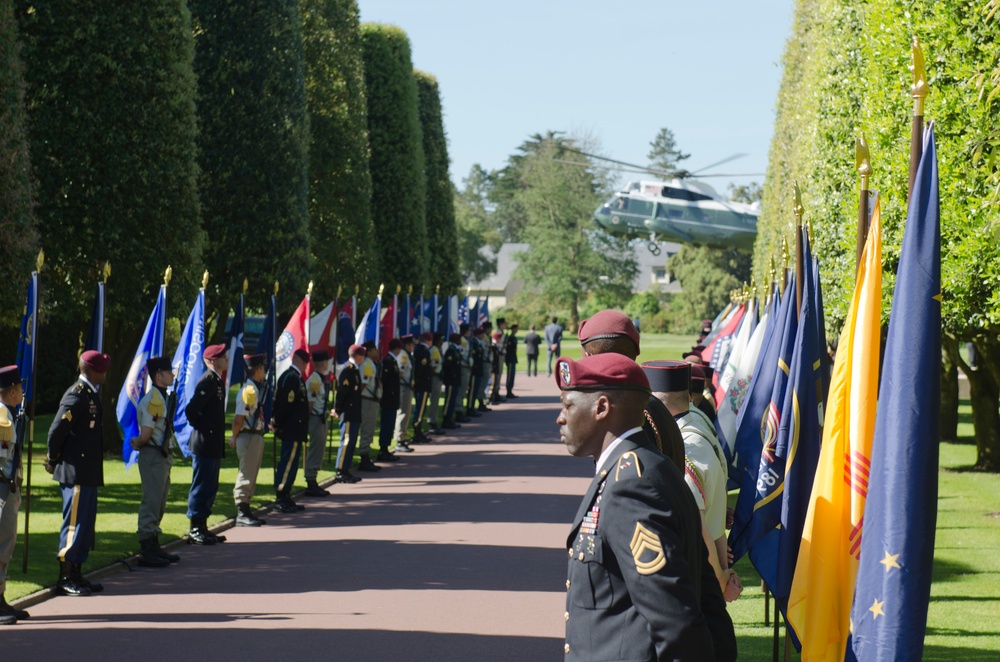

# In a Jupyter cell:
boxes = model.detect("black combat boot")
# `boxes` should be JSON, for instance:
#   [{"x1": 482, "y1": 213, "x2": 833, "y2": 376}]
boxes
[
  {"x1": 56, "y1": 561, "x2": 90, "y2": 596},
  {"x1": 137, "y1": 537, "x2": 170, "y2": 568},
  {"x1": 74, "y1": 563, "x2": 104, "y2": 593},
  {"x1": 153, "y1": 535, "x2": 181, "y2": 563},
  {"x1": 0, "y1": 592, "x2": 28, "y2": 622},
  {"x1": 304, "y1": 479, "x2": 329, "y2": 497},
  {"x1": 237, "y1": 503, "x2": 263, "y2": 526},
  {"x1": 188, "y1": 518, "x2": 216, "y2": 545}
]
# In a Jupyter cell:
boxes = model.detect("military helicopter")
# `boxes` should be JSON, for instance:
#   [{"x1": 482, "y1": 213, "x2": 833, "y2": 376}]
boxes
[{"x1": 562, "y1": 149, "x2": 761, "y2": 255}]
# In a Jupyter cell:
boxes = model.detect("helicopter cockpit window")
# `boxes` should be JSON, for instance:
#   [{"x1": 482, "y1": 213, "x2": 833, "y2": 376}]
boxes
[
  {"x1": 661, "y1": 186, "x2": 713, "y2": 202},
  {"x1": 626, "y1": 199, "x2": 654, "y2": 217},
  {"x1": 612, "y1": 196, "x2": 629, "y2": 210}
]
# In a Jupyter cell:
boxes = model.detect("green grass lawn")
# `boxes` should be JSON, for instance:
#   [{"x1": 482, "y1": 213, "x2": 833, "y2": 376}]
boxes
[{"x1": 513, "y1": 332, "x2": 697, "y2": 368}]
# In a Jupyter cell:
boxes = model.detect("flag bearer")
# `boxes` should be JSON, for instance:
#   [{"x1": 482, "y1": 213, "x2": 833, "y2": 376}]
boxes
[
  {"x1": 303, "y1": 350, "x2": 333, "y2": 497},
  {"x1": 273, "y1": 348, "x2": 310, "y2": 512},
  {"x1": 230, "y1": 354, "x2": 268, "y2": 526}
]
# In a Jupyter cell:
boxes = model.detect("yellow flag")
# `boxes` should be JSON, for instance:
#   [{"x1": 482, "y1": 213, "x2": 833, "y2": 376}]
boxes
[{"x1": 786, "y1": 197, "x2": 883, "y2": 660}]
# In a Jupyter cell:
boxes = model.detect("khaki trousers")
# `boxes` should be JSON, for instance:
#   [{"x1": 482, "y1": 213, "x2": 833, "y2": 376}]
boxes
[
  {"x1": 359, "y1": 399, "x2": 380, "y2": 455},
  {"x1": 0, "y1": 486, "x2": 21, "y2": 593},
  {"x1": 305, "y1": 415, "x2": 327, "y2": 479},
  {"x1": 396, "y1": 385, "x2": 413, "y2": 441},
  {"x1": 457, "y1": 366, "x2": 472, "y2": 414},
  {"x1": 137, "y1": 445, "x2": 173, "y2": 539},
  {"x1": 233, "y1": 431, "x2": 264, "y2": 506}
]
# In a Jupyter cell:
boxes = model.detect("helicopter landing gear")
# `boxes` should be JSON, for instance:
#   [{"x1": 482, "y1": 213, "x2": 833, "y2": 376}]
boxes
[{"x1": 647, "y1": 235, "x2": 662, "y2": 256}]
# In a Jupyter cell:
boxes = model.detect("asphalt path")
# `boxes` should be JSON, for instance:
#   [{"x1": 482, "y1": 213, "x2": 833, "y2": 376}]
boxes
[{"x1": 6, "y1": 372, "x2": 587, "y2": 661}]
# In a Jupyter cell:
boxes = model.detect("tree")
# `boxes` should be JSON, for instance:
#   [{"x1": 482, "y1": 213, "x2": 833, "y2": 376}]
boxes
[
  {"x1": 415, "y1": 70, "x2": 460, "y2": 293},
  {"x1": 0, "y1": 1, "x2": 37, "y2": 328},
  {"x1": 300, "y1": 0, "x2": 378, "y2": 298},
  {"x1": 360, "y1": 24, "x2": 428, "y2": 292},
  {"x1": 190, "y1": 0, "x2": 312, "y2": 322},
  {"x1": 454, "y1": 164, "x2": 501, "y2": 284},
  {"x1": 648, "y1": 127, "x2": 690, "y2": 174},
  {"x1": 665, "y1": 246, "x2": 753, "y2": 334},
  {"x1": 509, "y1": 134, "x2": 637, "y2": 329},
  {"x1": 727, "y1": 182, "x2": 764, "y2": 204}
]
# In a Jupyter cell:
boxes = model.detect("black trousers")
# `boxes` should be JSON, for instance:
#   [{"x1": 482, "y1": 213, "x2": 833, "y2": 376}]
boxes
[{"x1": 505, "y1": 362, "x2": 516, "y2": 395}]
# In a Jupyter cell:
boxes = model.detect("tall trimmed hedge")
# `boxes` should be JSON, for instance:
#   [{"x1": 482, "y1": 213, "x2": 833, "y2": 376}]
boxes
[
  {"x1": 360, "y1": 24, "x2": 429, "y2": 291},
  {"x1": 301, "y1": 0, "x2": 378, "y2": 297},
  {"x1": 415, "y1": 70, "x2": 460, "y2": 293},
  {"x1": 190, "y1": 0, "x2": 312, "y2": 318},
  {"x1": 0, "y1": 2, "x2": 37, "y2": 327}
]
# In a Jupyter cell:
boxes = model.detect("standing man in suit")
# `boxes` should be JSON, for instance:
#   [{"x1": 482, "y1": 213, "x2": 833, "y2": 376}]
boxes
[
  {"x1": 46, "y1": 350, "x2": 111, "y2": 595},
  {"x1": 273, "y1": 348, "x2": 310, "y2": 512},
  {"x1": 504, "y1": 323, "x2": 519, "y2": 398},
  {"x1": 185, "y1": 343, "x2": 229, "y2": 544},
  {"x1": 523, "y1": 325, "x2": 541, "y2": 377},
  {"x1": 544, "y1": 316, "x2": 563, "y2": 376},
  {"x1": 556, "y1": 353, "x2": 714, "y2": 660}
]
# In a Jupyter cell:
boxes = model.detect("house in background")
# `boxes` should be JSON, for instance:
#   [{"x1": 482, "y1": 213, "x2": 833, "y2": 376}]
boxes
[{"x1": 465, "y1": 241, "x2": 682, "y2": 308}]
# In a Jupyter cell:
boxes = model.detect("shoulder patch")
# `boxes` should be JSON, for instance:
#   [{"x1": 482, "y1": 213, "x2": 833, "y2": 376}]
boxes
[
  {"x1": 630, "y1": 523, "x2": 666, "y2": 575},
  {"x1": 342, "y1": 378, "x2": 350, "y2": 386},
  {"x1": 62, "y1": 411, "x2": 73, "y2": 423},
  {"x1": 288, "y1": 391, "x2": 295, "y2": 403},
  {"x1": 615, "y1": 451, "x2": 643, "y2": 481}
]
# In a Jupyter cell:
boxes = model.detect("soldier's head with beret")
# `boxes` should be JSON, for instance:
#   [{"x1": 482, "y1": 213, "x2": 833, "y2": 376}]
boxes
[
  {"x1": 312, "y1": 349, "x2": 331, "y2": 375},
  {"x1": 420, "y1": 332, "x2": 433, "y2": 345},
  {"x1": 290, "y1": 347, "x2": 310, "y2": 370},
  {"x1": 388, "y1": 338, "x2": 403, "y2": 354},
  {"x1": 349, "y1": 343, "x2": 367, "y2": 361},
  {"x1": 448, "y1": 333, "x2": 461, "y2": 344},
  {"x1": 496, "y1": 317, "x2": 507, "y2": 330},
  {"x1": 146, "y1": 356, "x2": 175, "y2": 388},
  {"x1": 641, "y1": 360, "x2": 691, "y2": 416},
  {"x1": 459, "y1": 322, "x2": 470, "y2": 335},
  {"x1": 202, "y1": 343, "x2": 229, "y2": 374},
  {"x1": 491, "y1": 331, "x2": 503, "y2": 342},
  {"x1": 578, "y1": 309, "x2": 640, "y2": 360},
  {"x1": 555, "y1": 354, "x2": 650, "y2": 460},
  {"x1": 401, "y1": 334, "x2": 415, "y2": 349},
  {"x1": 473, "y1": 327, "x2": 484, "y2": 337},
  {"x1": 0, "y1": 365, "x2": 23, "y2": 406},
  {"x1": 244, "y1": 353, "x2": 266, "y2": 381},
  {"x1": 362, "y1": 340, "x2": 378, "y2": 359},
  {"x1": 80, "y1": 349, "x2": 111, "y2": 385},
  {"x1": 432, "y1": 333, "x2": 444, "y2": 347}
]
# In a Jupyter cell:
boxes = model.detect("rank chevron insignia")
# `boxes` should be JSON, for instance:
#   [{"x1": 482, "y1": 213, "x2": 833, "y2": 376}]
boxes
[{"x1": 630, "y1": 522, "x2": 666, "y2": 575}]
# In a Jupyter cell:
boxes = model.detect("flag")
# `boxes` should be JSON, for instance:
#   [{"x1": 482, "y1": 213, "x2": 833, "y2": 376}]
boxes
[
  {"x1": 458, "y1": 295, "x2": 470, "y2": 325},
  {"x1": 420, "y1": 297, "x2": 435, "y2": 333},
  {"x1": 336, "y1": 298, "x2": 355, "y2": 364},
  {"x1": 478, "y1": 297, "x2": 489, "y2": 326},
  {"x1": 412, "y1": 295, "x2": 426, "y2": 335},
  {"x1": 15, "y1": 272, "x2": 39, "y2": 402},
  {"x1": 397, "y1": 294, "x2": 412, "y2": 339},
  {"x1": 171, "y1": 289, "x2": 206, "y2": 457},
  {"x1": 449, "y1": 295, "x2": 459, "y2": 333},
  {"x1": 84, "y1": 281, "x2": 105, "y2": 353},
  {"x1": 430, "y1": 293, "x2": 439, "y2": 333},
  {"x1": 309, "y1": 300, "x2": 337, "y2": 355},
  {"x1": 256, "y1": 294, "x2": 278, "y2": 427},
  {"x1": 470, "y1": 297, "x2": 480, "y2": 328},
  {"x1": 704, "y1": 304, "x2": 745, "y2": 371},
  {"x1": 716, "y1": 293, "x2": 773, "y2": 452},
  {"x1": 355, "y1": 295, "x2": 381, "y2": 346},
  {"x1": 786, "y1": 196, "x2": 883, "y2": 661},
  {"x1": 380, "y1": 295, "x2": 396, "y2": 356},
  {"x1": 277, "y1": 295, "x2": 309, "y2": 377},
  {"x1": 716, "y1": 300, "x2": 757, "y2": 406},
  {"x1": 848, "y1": 127, "x2": 940, "y2": 662},
  {"x1": 224, "y1": 294, "x2": 246, "y2": 410},
  {"x1": 700, "y1": 302, "x2": 738, "y2": 357},
  {"x1": 117, "y1": 285, "x2": 167, "y2": 465}
]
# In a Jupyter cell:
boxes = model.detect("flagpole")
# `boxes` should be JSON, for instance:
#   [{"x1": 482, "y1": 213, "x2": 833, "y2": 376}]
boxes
[
  {"x1": 856, "y1": 133, "x2": 872, "y2": 270},
  {"x1": 794, "y1": 182, "x2": 805, "y2": 318},
  {"x1": 272, "y1": 280, "x2": 279, "y2": 473},
  {"x1": 909, "y1": 37, "x2": 927, "y2": 205},
  {"x1": 20, "y1": 250, "x2": 43, "y2": 572}
]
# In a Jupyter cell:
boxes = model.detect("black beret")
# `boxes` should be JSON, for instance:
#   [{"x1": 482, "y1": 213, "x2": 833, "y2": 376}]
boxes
[
  {"x1": 0, "y1": 365, "x2": 22, "y2": 389},
  {"x1": 145, "y1": 356, "x2": 173, "y2": 375},
  {"x1": 311, "y1": 349, "x2": 330, "y2": 363}
]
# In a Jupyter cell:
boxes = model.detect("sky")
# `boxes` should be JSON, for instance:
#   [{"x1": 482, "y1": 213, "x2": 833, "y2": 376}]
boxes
[{"x1": 357, "y1": 0, "x2": 795, "y2": 199}]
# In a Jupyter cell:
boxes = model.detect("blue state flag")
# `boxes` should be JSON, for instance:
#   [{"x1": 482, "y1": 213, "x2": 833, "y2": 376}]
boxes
[
  {"x1": 256, "y1": 294, "x2": 278, "y2": 426},
  {"x1": 470, "y1": 298, "x2": 480, "y2": 329},
  {"x1": 335, "y1": 299, "x2": 355, "y2": 365},
  {"x1": 430, "y1": 294, "x2": 439, "y2": 333},
  {"x1": 848, "y1": 127, "x2": 941, "y2": 662},
  {"x1": 436, "y1": 296, "x2": 449, "y2": 335},
  {"x1": 117, "y1": 285, "x2": 167, "y2": 465},
  {"x1": 397, "y1": 295, "x2": 412, "y2": 339},
  {"x1": 84, "y1": 281, "x2": 105, "y2": 352},
  {"x1": 171, "y1": 290, "x2": 206, "y2": 457},
  {"x1": 478, "y1": 297, "x2": 489, "y2": 326},
  {"x1": 15, "y1": 272, "x2": 39, "y2": 402},
  {"x1": 355, "y1": 295, "x2": 381, "y2": 346},
  {"x1": 459, "y1": 296, "x2": 469, "y2": 325},
  {"x1": 412, "y1": 295, "x2": 425, "y2": 335},
  {"x1": 225, "y1": 294, "x2": 246, "y2": 395}
]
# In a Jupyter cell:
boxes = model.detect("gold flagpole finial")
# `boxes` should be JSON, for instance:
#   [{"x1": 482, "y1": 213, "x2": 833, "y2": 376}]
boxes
[
  {"x1": 378, "y1": 283, "x2": 385, "y2": 296},
  {"x1": 307, "y1": 280, "x2": 314, "y2": 297},
  {"x1": 435, "y1": 284, "x2": 440, "y2": 295},
  {"x1": 408, "y1": 284, "x2": 413, "y2": 295},
  {"x1": 856, "y1": 133, "x2": 872, "y2": 190},
  {"x1": 202, "y1": 270, "x2": 209, "y2": 290},
  {"x1": 242, "y1": 278, "x2": 248, "y2": 294},
  {"x1": 911, "y1": 37, "x2": 928, "y2": 113},
  {"x1": 466, "y1": 286, "x2": 471, "y2": 296},
  {"x1": 792, "y1": 181, "x2": 804, "y2": 227},
  {"x1": 354, "y1": 284, "x2": 359, "y2": 296},
  {"x1": 396, "y1": 284, "x2": 401, "y2": 295},
  {"x1": 336, "y1": 285, "x2": 342, "y2": 299},
  {"x1": 36, "y1": 249, "x2": 44, "y2": 272},
  {"x1": 274, "y1": 280, "x2": 280, "y2": 296},
  {"x1": 164, "y1": 266, "x2": 172, "y2": 286},
  {"x1": 103, "y1": 261, "x2": 111, "y2": 283}
]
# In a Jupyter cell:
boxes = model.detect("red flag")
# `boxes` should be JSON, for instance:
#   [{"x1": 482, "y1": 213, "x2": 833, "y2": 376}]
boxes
[
  {"x1": 379, "y1": 296, "x2": 396, "y2": 357},
  {"x1": 309, "y1": 300, "x2": 336, "y2": 355},
  {"x1": 277, "y1": 295, "x2": 309, "y2": 377}
]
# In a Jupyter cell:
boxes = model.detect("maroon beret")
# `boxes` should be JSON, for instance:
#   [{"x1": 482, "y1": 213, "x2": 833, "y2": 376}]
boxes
[
  {"x1": 203, "y1": 343, "x2": 228, "y2": 361},
  {"x1": 491, "y1": 332, "x2": 503, "y2": 341},
  {"x1": 555, "y1": 354, "x2": 650, "y2": 393},
  {"x1": 0, "y1": 365, "x2": 22, "y2": 389},
  {"x1": 702, "y1": 365, "x2": 715, "y2": 383},
  {"x1": 682, "y1": 348, "x2": 705, "y2": 364},
  {"x1": 578, "y1": 309, "x2": 640, "y2": 354},
  {"x1": 641, "y1": 360, "x2": 690, "y2": 393},
  {"x1": 449, "y1": 333, "x2": 461, "y2": 343},
  {"x1": 348, "y1": 343, "x2": 366, "y2": 356},
  {"x1": 388, "y1": 338, "x2": 403, "y2": 350},
  {"x1": 689, "y1": 363, "x2": 706, "y2": 385},
  {"x1": 421, "y1": 332, "x2": 433, "y2": 342},
  {"x1": 473, "y1": 327, "x2": 484, "y2": 336},
  {"x1": 81, "y1": 350, "x2": 111, "y2": 373}
]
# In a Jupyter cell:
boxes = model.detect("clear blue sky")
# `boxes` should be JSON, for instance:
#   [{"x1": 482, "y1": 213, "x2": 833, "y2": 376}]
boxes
[{"x1": 358, "y1": 0, "x2": 795, "y2": 197}]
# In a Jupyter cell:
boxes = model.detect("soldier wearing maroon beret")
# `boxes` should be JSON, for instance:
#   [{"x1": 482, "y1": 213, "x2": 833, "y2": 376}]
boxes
[
  {"x1": 185, "y1": 343, "x2": 230, "y2": 544},
  {"x1": 46, "y1": 350, "x2": 111, "y2": 596},
  {"x1": 272, "y1": 347, "x2": 311, "y2": 510},
  {"x1": 556, "y1": 354, "x2": 713, "y2": 660}
]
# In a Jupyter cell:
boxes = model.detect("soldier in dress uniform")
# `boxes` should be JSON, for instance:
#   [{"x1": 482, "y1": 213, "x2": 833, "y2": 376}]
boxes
[
  {"x1": 489, "y1": 331, "x2": 503, "y2": 405},
  {"x1": 393, "y1": 335, "x2": 415, "y2": 452},
  {"x1": 185, "y1": 343, "x2": 229, "y2": 545},
  {"x1": 480, "y1": 321, "x2": 495, "y2": 407},
  {"x1": 356, "y1": 341, "x2": 382, "y2": 472},
  {"x1": 470, "y1": 327, "x2": 489, "y2": 413},
  {"x1": 129, "y1": 356, "x2": 180, "y2": 567},
  {"x1": 504, "y1": 323, "x2": 519, "y2": 398},
  {"x1": 334, "y1": 344, "x2": 366, "y2": 483},
  {"x1": 454, "y1": 323, "x2": 473, "y2": 422},
  {"x1": 556, "y1": 353, "x2": 714, "y2": 660},
  {"x1": 376, "y1": 339, "x2": 403, "y2": 463},
  {"x1": 494, "y1": 318, "x2": 508, "y2": 400},
  {"x1": 440, "y1": 333, "x2": 463, "y2": 430},
  {"x1": 229, "y1": 354, "x2": 268, "y2": 526},
  {"x1": 427, "y1": 333, "x2": 445, "y2": 434},
  {"x1": 410, "y1": 333, "x2": 433, "y2": 443},
  {"x1": 303, "y1": 350, "x2": 333, "y2": 497},
  {"x1": 0, "y1": 365, "x2": 30, "y2": 622},
  {"x1": 273, "y1": 348, "x2": 310, "y2": 512},
  {"x1": 45, "y1": 350, "x2": 111, "y2": 596}
]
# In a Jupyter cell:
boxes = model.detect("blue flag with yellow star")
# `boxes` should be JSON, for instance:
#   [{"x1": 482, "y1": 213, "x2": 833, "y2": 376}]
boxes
[{"x1": 848, "y1": 126, "x2": 940, "y2": 661}]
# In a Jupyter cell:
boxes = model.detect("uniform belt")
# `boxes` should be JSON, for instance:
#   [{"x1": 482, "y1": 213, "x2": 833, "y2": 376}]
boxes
[{"x1": 362, "y1": 396, "x2": 380, "y2": 402}]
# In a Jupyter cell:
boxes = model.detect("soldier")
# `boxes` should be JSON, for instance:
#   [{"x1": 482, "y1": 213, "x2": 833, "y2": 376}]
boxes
[
  {"x1": 273, "y1": 348, "x2": 310, "y2": 512},
  {"x1": 303, "y1": 350, "x2": 334, "y2": 497},
  {"x1": 356, "y1": 341, "x2": 381, "y2": 471},
  {"x1": 473, "y1": 327, "x2": 491, "y2": 412},
  {"x1": 427, "y1": 333, "x2": 445, "y2": 434},
  {"x1": 393, "y1": 335, "x2": 416, "y2": 452},
  {"x1": 494, "y1": 317, "x2": 508, "y2": 400},
  {"x1": 689, "y1": 364, "x2": 718, "y2": 423},
  {"x1": 480, "y1": 321, "x2": 495, "y2": 406},
  {"x1": 489, "y1": 331, "x2": 503, "y2": 405},
  {"x1": 185, "y1": 343, "x2": 229, "y2": 545},
  {"x1": 229, "y1": 354, "x2": 268, "y2": 526},
  {"x1": 523, "y1": 324, "x2": 542, "y2": 377},
  {"x1": 504, "y1": 323, "x2": 519, "y2": 398},
  {"x1": 0, "y1": 366, "x2": 29, "y2": 622},
  {"x1": 440, "y1": 333, "x2": 463, "y2": 430},
  {"x1": 333, "y1": 344, "x2": 366, "y2": 483},
  {"x1": 377, "y1": 339, "x2": 403, "y2": 463},
  {"x1": 410, "y1": 332, "x2": 433, "y2": 443},
  {"x1": 129, "y1": 356, "x2": 180, "y2": 567},
  {"x1": 45, "y1": 350, "x2": 111, "y2": 596},
  {"x1": 556, "y1": 353, "x2": 714, "y2": 659},
  {"x1": 454, "y1": 323, "x2": 473, "y2": 422}
]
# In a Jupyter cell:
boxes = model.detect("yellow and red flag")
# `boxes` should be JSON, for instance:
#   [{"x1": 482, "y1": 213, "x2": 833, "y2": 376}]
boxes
[{"x1": 785, "y1": 196, "x2": 882, "y2": 660}]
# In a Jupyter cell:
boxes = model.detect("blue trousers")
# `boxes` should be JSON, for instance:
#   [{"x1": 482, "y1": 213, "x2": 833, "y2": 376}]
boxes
[
  {"x1": 469, "y1": 373, "x2": 483, "y2": 409},
  {"x1": 187, "y1": 455, "x2": 220, "y2": 520},
  {"x1": 336, "y1": 418, "x2": 359, "y2": 471},
  {"x1": 378, "y1": 407, "x2": 396, "y2": 450},
  {"x1": 411, "y1": 390, "x2": 429, "y2": 433},
  {"x1": 274, "y1": 437, "x2": 302, "y2": 497},
  {"x1": 58, "y1": 484, "x2": 98, "y2": 563},
  {"x1": 443, "y1": 385, "x2": 458, "y2": 420}
]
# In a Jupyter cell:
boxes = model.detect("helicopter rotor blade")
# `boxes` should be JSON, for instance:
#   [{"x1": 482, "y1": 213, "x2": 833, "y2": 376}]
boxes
[
  {"x1": 689, "y1": 153, "x2": 748, "y2": 175},
  {"x1": 560, "y1": 146, "x2": 678, "y2": 179}
]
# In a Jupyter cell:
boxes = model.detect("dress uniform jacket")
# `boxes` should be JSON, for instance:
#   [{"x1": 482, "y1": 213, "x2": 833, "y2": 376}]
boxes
[
  {"x1": 503, "y1": 333, "x2": 518, "y2": 367},
  {"x1": 185, "y1": 370, "x2": 226, "y2": 459},
  {"x1": 642, "y1": 396, "x2": 687, "y2": 471},
  {"x1": 380, "y1": 354, "x2": 401, "y2": 411},
  {"x1": 273, "y1": 366, "x2": 309, "y2": 441},
  {"x1": 335, "y1": 362, "x2": 362, "y2": 423},
  {"x1": 566, "y1": 431, "x2": 713, "y2": 661},
  {"x1": 47, "y1": 379, "x2": 104, "y2": 486},
  {"x1": 412, "y1": 344, "x2": 432, "y2": 392},
  {"x1": 442, "y1": 344, "x2": 462, "y2": 387}
]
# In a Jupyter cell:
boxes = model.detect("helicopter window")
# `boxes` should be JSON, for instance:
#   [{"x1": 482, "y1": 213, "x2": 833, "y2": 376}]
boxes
[
  {"x1": 626, "y1": 199, "x2": 654, "y2": 216},
  {"x1": 656, "y1": 205, "x2": 683, "y2": 219},
  {"x1": 612, "y1": 196, "x2": 629, "y2": 210},
  {"x1": 661, "y1": 186, "x2": 713, "y2": 202}
]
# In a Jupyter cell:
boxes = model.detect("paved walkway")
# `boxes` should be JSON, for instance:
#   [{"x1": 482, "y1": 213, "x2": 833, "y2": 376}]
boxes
[{"x1": 7, "y1": 373, "x2": 585, "y2": 661}]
